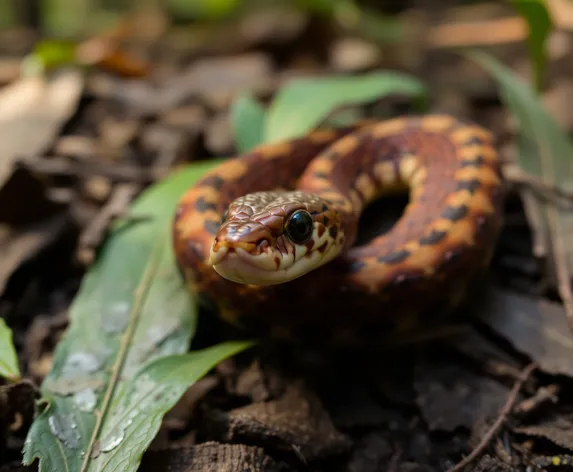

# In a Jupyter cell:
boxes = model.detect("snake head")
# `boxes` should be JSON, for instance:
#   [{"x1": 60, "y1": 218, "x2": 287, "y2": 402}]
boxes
[{"x1": 209, "y1": 191, "x2": 345, "y2": 285}]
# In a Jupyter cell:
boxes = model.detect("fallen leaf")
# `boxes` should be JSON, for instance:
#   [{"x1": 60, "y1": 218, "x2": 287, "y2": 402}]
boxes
[
  {"x1": 414, "y1": 359, "x2": 509, "y2": 432},
  {"x1": 514, "y1": 414, "x2": 573, "y2": 450},
  {"x1": 208, "y1": 381, "x2": 351, "y2": 461},
  {"x1": 476, "y1": 288, "x2": 573, "y2": 378},
  {"x1": 264, "y1": 71, "x2": 427, "y2": 142},
  {"x1": 22, "y1": 161, "x2": 250, "y2": 472},
  {"x1": 0, "y1": 69, "x2": 83, "y2": 190},
  {"x1": 88, "y1": 342, "x2": 252, "y2": 469}
]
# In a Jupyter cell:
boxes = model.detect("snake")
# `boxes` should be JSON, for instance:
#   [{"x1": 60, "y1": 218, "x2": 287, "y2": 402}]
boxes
[{"x1": 172, "y1": 114, "x2": 504, "y2": 346}]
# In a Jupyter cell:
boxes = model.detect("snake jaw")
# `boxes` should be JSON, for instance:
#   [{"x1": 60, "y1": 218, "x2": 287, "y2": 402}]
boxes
[
  {"x1": 209, "y1": 223, "x2": 344, "y2": 285},
  {"x1": 209, "y1": 244, "x2": 228, "y2": 266}
]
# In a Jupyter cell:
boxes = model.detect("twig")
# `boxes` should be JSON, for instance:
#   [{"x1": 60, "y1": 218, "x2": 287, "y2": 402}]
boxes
[
  {"x1": 77, "y1": 183, "x2": 140, "y2": 265},
  {"x1": 514, "y1": 384, "x2": 559, "y2": 415},
  {"x1": 16, "y1": 155, "x2": 153, "y2": 184},
  {"x1": 505, "y1": 163, "x2": 573, "y2": 204},
  {"x1": 426, "y1": 1, "x2": 573, "y2": 49},
  {"x1": 446, "y1": 362, "x2": 537, "y2": 472}
]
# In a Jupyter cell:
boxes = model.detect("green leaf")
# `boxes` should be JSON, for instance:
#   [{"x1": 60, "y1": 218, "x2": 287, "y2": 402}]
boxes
[
  {"x1": 464, "y1": 49, "x2": 573, "y2": 198},
  {"x1": 0, "y1": 318, "x2": 20, "y2": 381},
  {"x1": 26, "y1": 341, "x2": 253, "y2": 472},
  {"x1": 167, "y1": 0, "x2": 241, "y2": 20},
  {"x1": 508, "y1": 0, "x2": 553, "y2": 91},
  {"x1": 230, "y1": 93, "x2": 267, "y2": 153},
  {"x1": 33, "y1": 40, "x2": 77, "y2": 69},
  {"x1": 23, "y1": 160, "x2": 227, "y2": 472},
  {"x1": 263, "y1": 71, "x2": 427, "y2": 143},
  {"x1": 464, "y1": 49, "x2": 573, "y2": 307}
]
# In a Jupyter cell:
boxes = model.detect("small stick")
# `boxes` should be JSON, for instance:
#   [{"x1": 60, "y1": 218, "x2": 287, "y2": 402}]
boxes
[
  {"x1": 514, "y1": 384, "x2": 559, "y2": 415},
  {"x1": 17, "y1": 155, "x2": 153, "y2": 183},
  {"x1": 506, "y1": 166, "x2": 573, "y2": 203},
  {"x1": 77, "y1": 183, "x2": 140, "y2": 265},
  {"x1": 446, "y1": 362, "x2": 537, "y2": 472}
]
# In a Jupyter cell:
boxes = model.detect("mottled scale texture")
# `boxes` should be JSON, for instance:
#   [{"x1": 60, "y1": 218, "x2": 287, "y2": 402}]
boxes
[{"x1": 172, "y1": 115, "x2": 504, "y2": 346}]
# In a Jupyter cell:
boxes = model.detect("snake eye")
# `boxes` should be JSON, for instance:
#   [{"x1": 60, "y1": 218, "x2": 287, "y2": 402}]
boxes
[
  {"x1": 221, "y1": 209, "x2": 229, "y2": 224},
  {"x1": 285, "y1": 210, "x2": 313, "y2": 244}
]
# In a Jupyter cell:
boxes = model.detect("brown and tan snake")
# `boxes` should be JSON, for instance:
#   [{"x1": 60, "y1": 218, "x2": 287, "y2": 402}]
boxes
[{"x1": 172, "y1": 114, "x2": 504, "y2": 346}]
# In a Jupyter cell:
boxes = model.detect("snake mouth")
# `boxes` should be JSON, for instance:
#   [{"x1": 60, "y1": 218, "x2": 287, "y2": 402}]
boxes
[
  {"x1": 210, "y1": 246, "x2": 290, "y2": 285},
  {"x1": 211, "y1": 245, "x2": 319, "y2": 285},
  {"x1": 210, "y1": 243, "x2": 339, "y2": 286}
]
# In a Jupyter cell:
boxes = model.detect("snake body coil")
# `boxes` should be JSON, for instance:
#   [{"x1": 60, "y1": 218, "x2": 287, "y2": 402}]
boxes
[{"x1": 173, "y1": 115, "x2": 504, "y2": 345}]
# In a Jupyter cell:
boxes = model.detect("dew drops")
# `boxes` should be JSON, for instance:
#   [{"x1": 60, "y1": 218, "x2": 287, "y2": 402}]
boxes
[
  {"x1": 74, "y1": 388, "x2": 97, "y2": 412},
  {"x1": 134, "y1": 373, "x2": 156, "y2": 392},
  {"x1": 110, "y1": 301, "x2": 130, "y2": 317},
  {"x1": 62, "y1": 352, "x2": 101, "y2": 376},
  {"x1": 99, "y1": 427, "x2": 125, "y2": 453},
  {"x1": 48, "y1": 414, "x2": 80, "y2": 449},
  {"x1": 146, "y1": 318, "x2": 179, "y2": 346},
  {"x1": 102, "y1": 301, "x2": 131, "y2": 333}
]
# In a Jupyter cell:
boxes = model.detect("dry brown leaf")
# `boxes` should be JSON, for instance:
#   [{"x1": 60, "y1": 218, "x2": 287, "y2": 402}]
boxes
[
  {"x1": 208, "y1": 381, "x2": 351, "y2": 461},
  {"x1": 514, "y1": 415, "x2": 573, "y2": 451},
  {"x1": 0, "y1": 69, "x2": 84, "y2": 190},
  {"x1": 477, "y1": 288, "x2": 573, "y2": 378},
  {"x1": 414, "y1": 360, "x2": 510, "y2": 432}
]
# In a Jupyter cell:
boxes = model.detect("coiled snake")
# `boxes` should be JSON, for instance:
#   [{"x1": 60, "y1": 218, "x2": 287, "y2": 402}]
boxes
[{"x1": 172, "y1": 115, "x2": 504, "y2": 345}]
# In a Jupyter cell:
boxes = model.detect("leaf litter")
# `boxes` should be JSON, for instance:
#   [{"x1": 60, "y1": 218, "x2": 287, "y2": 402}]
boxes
[{"x1": 4, "y1": 2, "x2": 573, "y2": 471}]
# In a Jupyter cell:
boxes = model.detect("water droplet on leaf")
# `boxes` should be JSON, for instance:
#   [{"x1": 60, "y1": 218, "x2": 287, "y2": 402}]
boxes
[
  {"x1": 74, "y1": 388, "x2": 97, "y2": 412},
  {"x1": 102, "y1": 301, "x2": 131, "y2": 333},
  {"x1": 62, "y1": 351, "x2": 101, "y2": 376},
  {"x1": 100, "y1": 427, "x2": 125, "y2": 452},
  {"x1": 48, "y1": 413, "x2": 81, "y2": 449}
]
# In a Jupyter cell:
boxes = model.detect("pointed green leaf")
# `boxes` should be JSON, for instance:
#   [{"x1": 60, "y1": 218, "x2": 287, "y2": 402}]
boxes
[
  {"x1": 23, "y1": 159, "x2": 229, "y2": 472},
  {"x1": 464, "y1": 49, "x2": 573, "y2": 292},
  {"x1": 464, "y1": 50, "x2": 573, "y2": 197},
  {"x1": 230, "y1": 93, "x2": 267, "y2": 152},
  {"x1": 0, "y1": 318, "x2": 20, "y2": 381},
  {"x1": 26, "y1": 341, "x2": 253, "y2": 472},
  {"x1": 509, "y1": 0, "x2": 553, "y2": 91},
  {"x1": 264, "y1": 71, "x2": 427, "y2": 142}
]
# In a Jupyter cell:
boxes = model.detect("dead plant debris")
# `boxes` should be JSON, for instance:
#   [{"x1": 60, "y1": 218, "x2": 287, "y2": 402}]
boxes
[{"x1": 2, "y1": 1, "x2": 573, "y2": 471}]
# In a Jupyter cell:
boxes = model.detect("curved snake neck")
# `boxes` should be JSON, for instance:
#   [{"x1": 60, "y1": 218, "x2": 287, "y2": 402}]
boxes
[{"x1": 172, "y1": 114, "x2": 504, "y2": 345}]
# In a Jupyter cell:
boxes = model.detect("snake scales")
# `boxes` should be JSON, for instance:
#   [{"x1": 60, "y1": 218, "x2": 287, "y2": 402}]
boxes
[{"x1": 172, "y1": 114, "x2": 504, "y2": 346}]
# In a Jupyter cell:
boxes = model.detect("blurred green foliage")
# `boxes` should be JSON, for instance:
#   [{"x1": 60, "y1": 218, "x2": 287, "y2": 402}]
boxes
[
  {"x1": 508, "y1": 0, "x2": 553, "y2": 91},
  {"x1": 2, "y1": 0, "x2": 401, "y2": 43},
  {"x1": 167, "y1": 0, "x2": 241, "y2": 20},
  {"x1": 0, "y1": 1, "x2": 15, "y2": 29}
]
